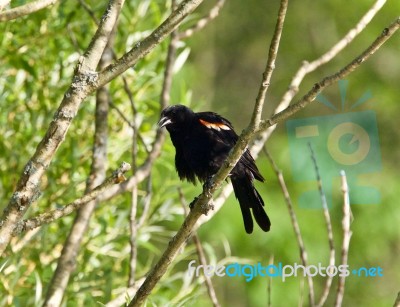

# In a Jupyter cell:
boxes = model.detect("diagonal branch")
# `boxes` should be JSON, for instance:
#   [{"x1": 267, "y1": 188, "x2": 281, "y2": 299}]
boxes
[
  {"x1": 334, "y1": 171, "x2": 352, "y2": 307},
  {"x1": 191, "y1": 14, "x2": 399, "y2": 247},
  {"x1": 259, "y1": 17, "x2": 400, "y2": 133},
  {"x1": 128, "y1": 15, "x2": 399, "y2": 307},
  {"x1": 250, "y1": 0, "x2": 288, "y2": 128},
  {"x1": 12, "y1": 162, "x2": 131, "y2": 236},
  {"x1": 196, "y1": 0, "x2": 392, "y2": 231},
  {"x1": 176, "y1": 0, "x2": 225, "y2": 40},
  {"x1": 308, "y1": 143, "x2": 335, "y2": 307},
  {"x1": 0, "y1": 0, "x2": 59, "y2": 22},
  {"x1": 127, "y1": 1, "x2": 289, "y2": 305},
  {"x1": 128, "y1": 0, "x2": 179, "y2": 286},
  {"x1": 0, "y1": 0, "x2": 125, "y2": 256},
  {"x1": 96, "y1": 0, "x2": 204, "y2": 88},
  {"x1": 304, "y1": 0, "x2": 386, "y2": 73},
  {"x1": 178, "y1": 188, "x2": 220, "y2": 307},
  {"x1": 0, "y1": 0, "x2": 205, "y2": 256},
  {"x1": 264, "y1": 148, "x2": 315, "y2": 306},
  {"x1": 271, "y1": 0, "x2": 386, "y2": 121},
  {"x1": 42, "y1": 25, "x2": 118, "y2": 306}
]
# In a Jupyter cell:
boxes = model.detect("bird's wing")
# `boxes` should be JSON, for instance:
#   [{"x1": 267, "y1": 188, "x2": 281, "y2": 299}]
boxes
[
  {"x1": 196, "y1": 112, "x2": 238, "y2": 146},
  {"x1": 196, "y1": 112, "x2": 264, "y2": 182},
  {"x1": 240, "y1": 150, "x2": 264, "y2": 182}
]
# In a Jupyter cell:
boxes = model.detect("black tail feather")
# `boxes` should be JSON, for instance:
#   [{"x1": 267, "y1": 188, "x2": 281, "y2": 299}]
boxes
[
  {"x1": 252, "y1": 189, "x2": 271, "y2": 232},
  {"x1": 231, "y1": 175, "x2": 271, "y2": 234}
]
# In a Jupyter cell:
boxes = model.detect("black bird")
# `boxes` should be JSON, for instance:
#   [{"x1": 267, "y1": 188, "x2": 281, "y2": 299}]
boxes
[{"x1": 158, "y1": 104, "x2": 271, "y2": 234}]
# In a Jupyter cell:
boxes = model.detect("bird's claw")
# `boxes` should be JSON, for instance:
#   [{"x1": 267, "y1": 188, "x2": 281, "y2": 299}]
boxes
[
  {"x1": 189, "y1": 197, "x2": 199, "y2": 210},
  {"x1": 201, "y1": 200, "x2": 214, "y2": 215},
  {"x1": 189, "y1": 197, "x2": 214, "y2": 215},
  {"x1": 203, "y1": 175, "x2": 215, "y2": 197}
]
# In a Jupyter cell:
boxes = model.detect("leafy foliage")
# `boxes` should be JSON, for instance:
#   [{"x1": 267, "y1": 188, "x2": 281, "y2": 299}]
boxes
[{"x1": 0, "y1": 0, "x2": 399, "y2": 306}]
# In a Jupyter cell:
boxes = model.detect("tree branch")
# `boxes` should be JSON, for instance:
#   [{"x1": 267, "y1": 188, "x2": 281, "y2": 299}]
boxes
[
  {"x1": 250, "y1": 0, "x2": 288, "y2": 128},
  {"x1": 126, "y1": 1, "x2": 288, "y2": 305},
  {"x1": 176, "y1": 0, "x2": 225, "y2": 40},
  {"x1": 12, "y1": 162, "x2": 131, "y2": 236},
  {"x1": 128, "y1": 0, "x2": 180, "y2": 286},
  {"x1": 105, "y1": 278, "x2": 145, "y2": 307},
  {"x1": 42, "y1": 25, "x2": 117, "y2": 305},
  {"x1": 269, "y1": 0, "x2": 386, "y2": 126},
  {"x1": 308, "y1": 143, "x2": 335, "y2": 306},
  {"x1": 334, "y1": 171, "x2": 352, "y2": 307},
  {"x1": 0, "y1": 0, "x2": 58, "y2": 22},
  {"x1": 179, "y1": 188, "x2": 220, "y2": 307},
  {"x1": 259, "y1": 17, "x2": 400, "y2": 133},
  {"x1": 0, "y1": 0, "x2": 125, "y2": 256},
  {"x1": 308, "y1": 144, "x2": 335, "y2": 307},
  {"x1": 96, "y1": 0, "x2": 204, "y2": 88},
  {"x1": 195, "y1": 1, "x2": 394, "y2": 229},
  {"x1": 0, "y1": 0, "x2": 204, "y2": 256},
  {"x1": 126, "y1": 13, "x2": 399, "y2": 307},
  {"x1": 264, "y1": 148, "x2": 315, "y2": 306}
]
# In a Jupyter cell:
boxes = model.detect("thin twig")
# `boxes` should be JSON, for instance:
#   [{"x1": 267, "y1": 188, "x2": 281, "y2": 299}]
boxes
[
  {"x1": 13, "y1": 162, "x2": 131, "y2": 236},
  {"x1": 159, "y1": 0, "x2": 179, "y2": 111},
  {"x1": 109, "y1": 102, "x2": 135, "y2": 129},
  {"x1": 128, "y1": 79, "x2": 140, "y2": 289},
  {"x1": 265, "y1": 0, "x2": 387, "y2": 134},
  {"x1": 0, "y1": 0, "x2": 59, "y2": 21},
  {"x1": 98, "y1": 128, "x2": 165, "y2": 202},
  {"x1": 137, "y1": 176, "x2": 152, "y2": 229},
  {"x1": 176, "y1": 0, "x2": 225, "y2": 40},
  {"x1": 97, "y1": 0, "x2": 204, "y2": 88},
  {"x1": 308, "y1": 143, "x2": 329, "y2": 210},
  {"x1": 298, "y1": 276, "x2": 304, "y2": 307},
  {"x1": 267, "y1": 254, "x2": 274, "y2": 307},
  {"x1": 308, "y1": 143, "x2": 336, "y2": 307},
  {"x1": 128, "y1": 171, "x2": 139, "y2": 287},
  {"x1": 122, "y1": 76, "x2": 149, "y2": 156},
  {"x1": 11, "y1": 228, "x2": 40, "y2": 253},
  {"x1": 109, "y1": 102, "x2": 150, "y2": 153},
  {"x1": 250, "y1": 0, "x2": 288, "y2": 129},
  {"x1": 105, "y1": 278, "x2": 145, "y2": 307},
  {"x1": 77, "y1": 0, "x2": 99, "y2": 24},
  {"x1": 259, "y1": 17, "x2": 400, "y2": 133},
  {"x1": 264, "y1": 148, "x2": 315, "y2": 306},
  {"x1": 334, "y1": 171, "x2": 352, "y2": 307},
  {"x1": 178, "y1": 188, "x2": 220, "y2": 307}
]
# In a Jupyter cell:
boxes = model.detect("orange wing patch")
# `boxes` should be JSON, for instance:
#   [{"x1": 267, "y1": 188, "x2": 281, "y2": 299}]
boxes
[{"x1": 199, "y1": 119, "x2": 230, "y2": 131}]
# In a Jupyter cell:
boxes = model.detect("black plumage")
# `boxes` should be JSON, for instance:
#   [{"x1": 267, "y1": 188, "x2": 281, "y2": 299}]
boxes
[{"x1": 159, "y1": 104, "x2": 271, "y2": 234}]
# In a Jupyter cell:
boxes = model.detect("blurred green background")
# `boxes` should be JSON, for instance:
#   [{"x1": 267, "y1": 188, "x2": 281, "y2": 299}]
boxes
[{"x1": 0, "y1": 0, "x2": 399, "y2": 306}]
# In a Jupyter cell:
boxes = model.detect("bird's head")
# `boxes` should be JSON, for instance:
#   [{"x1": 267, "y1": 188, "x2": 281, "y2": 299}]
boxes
[{"x1": 158, "y1": 104, "x2": 194, "y2": 131}]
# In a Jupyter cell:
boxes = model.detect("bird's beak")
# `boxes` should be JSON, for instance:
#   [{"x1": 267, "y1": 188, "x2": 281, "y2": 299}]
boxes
[{"x1": 158, "y1": 116, "x2": 172, "y2": 128}]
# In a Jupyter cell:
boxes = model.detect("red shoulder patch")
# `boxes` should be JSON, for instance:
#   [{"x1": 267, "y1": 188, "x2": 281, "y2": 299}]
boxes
[{"x1": 199, "y1": 119, "x2": 230, "y2": 131}]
